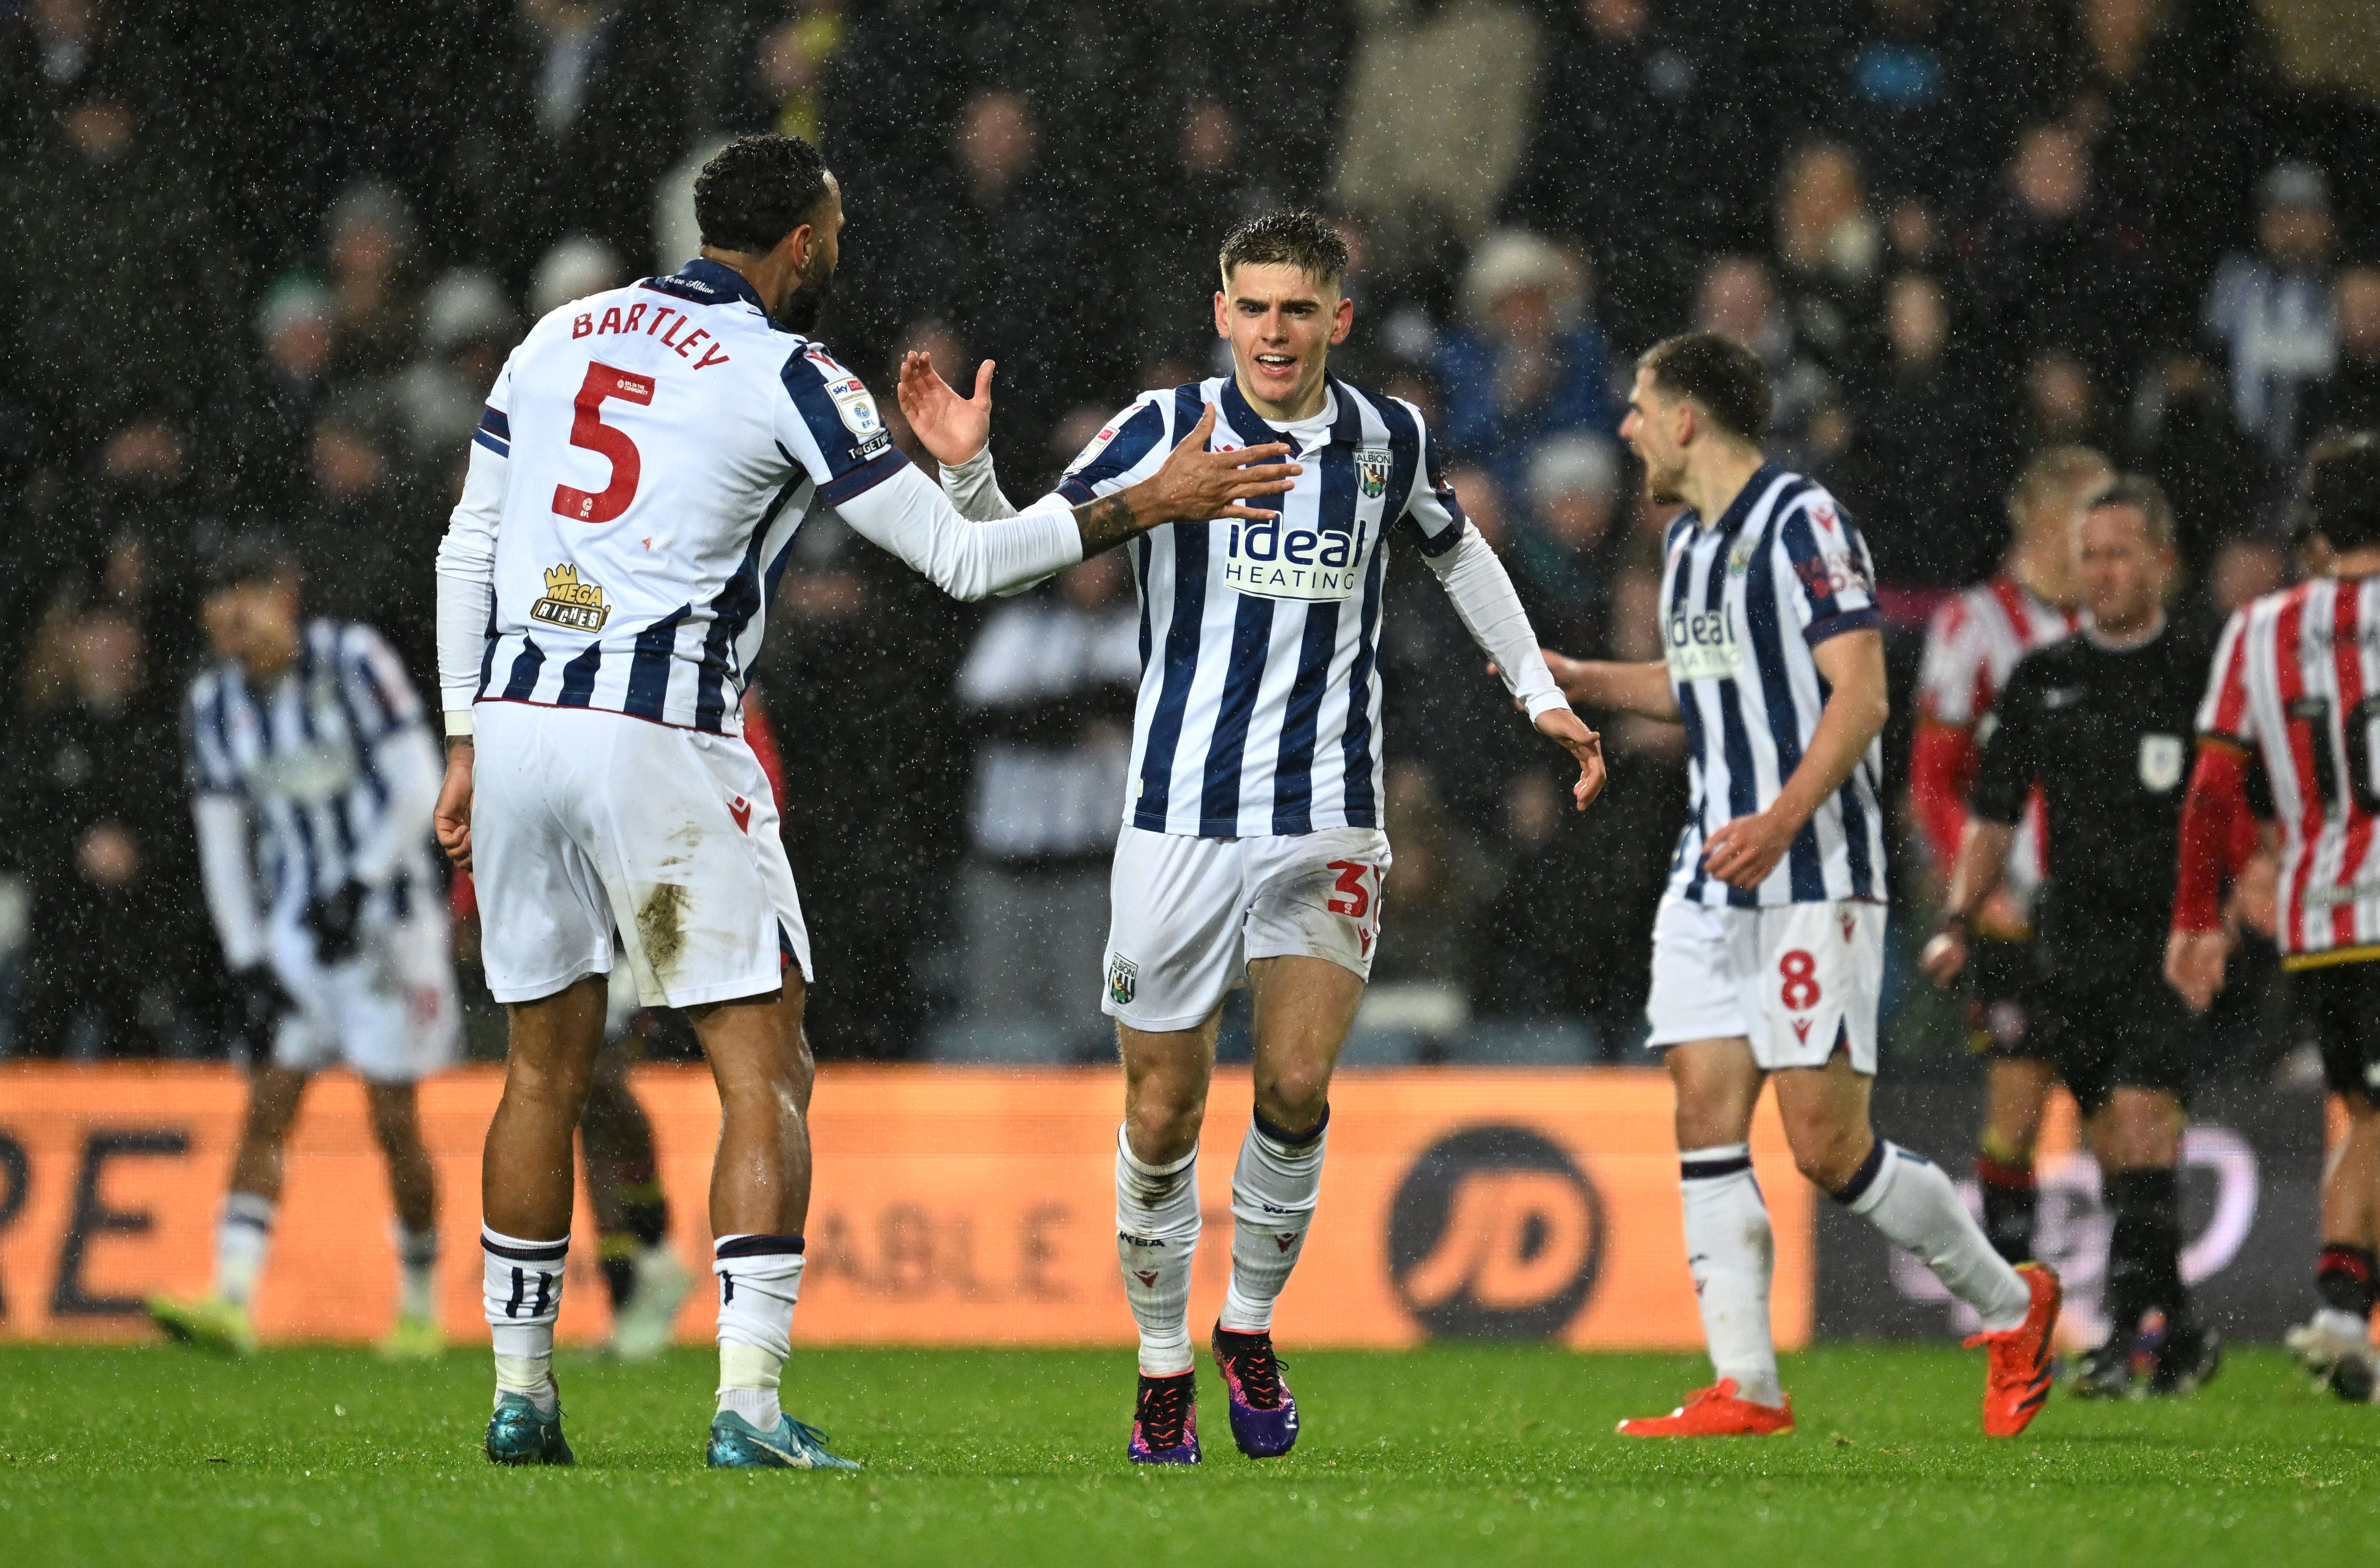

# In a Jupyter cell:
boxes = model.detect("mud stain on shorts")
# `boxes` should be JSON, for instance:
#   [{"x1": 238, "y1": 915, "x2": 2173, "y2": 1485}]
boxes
[{"x1": 638, "y1": 883, "x2": 691, "y2": 978}]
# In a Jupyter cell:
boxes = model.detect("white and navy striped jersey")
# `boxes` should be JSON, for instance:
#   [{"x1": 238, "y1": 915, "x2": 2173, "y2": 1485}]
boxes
[
  {"x1": 185, "y1": 620, "x2": 437, "y2": 917},
  {"x1": 1663, "y1": 463, "x2": 1889, "y2": 906},
  {"x1": 1059, "y1": 376, "x2": 1466, "y2": 838},
  {"x1": 466, "y1": 259, "x2": 911, "y2": 735}
]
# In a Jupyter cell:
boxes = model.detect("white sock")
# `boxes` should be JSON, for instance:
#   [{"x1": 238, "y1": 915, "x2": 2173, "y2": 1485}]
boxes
[
  {"x1": 482, "y1": 1225, "x2": 567, "y2": 1414},
  {"x1": 1843, "y1": 1141, "x2": 2031, "y2": 1332},
  {"x1": 715, "y1": 1234, "x2": 804, "y2": 1431},
  {"x1": 1220, "y1": 1111, "x2": 1327, "y2": 1334},
  {"x1": 2314, "y1": 1306, "x2": 2371, "y2": 1346},
  {"x1": 395, "y1": 1224, "x2": 438, "y2": 1322},
  {"x1": 1679, "y1": 1144, "x2": 1782, "y2": 1407},
  {"x1": 1115, "y1": 1125, "x2": 1200, "y2": 1375},
  {"x1": 215, "y1": 1192, "x2": 275, "y2": 1310}
]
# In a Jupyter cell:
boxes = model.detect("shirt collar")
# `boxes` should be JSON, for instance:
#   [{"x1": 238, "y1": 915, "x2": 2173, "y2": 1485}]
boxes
[
  {"x1": 1696, "y1": 460, "x2": 1783, "y2": 537},
  {"x1": 1220, "y1": 373, "x2": 1338, "y2": 450},
  {"x1": 668, "y1": 257, "x2": 768, "y2": 314}
]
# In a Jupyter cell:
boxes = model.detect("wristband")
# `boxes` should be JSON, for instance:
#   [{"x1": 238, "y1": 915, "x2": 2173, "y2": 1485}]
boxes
[
  {"x1": 444, "y1": 710, "x2": 475, "y2": 739},
  {"x1": 1935, "y1": 911, "x2": 1969, "y2": 940}
]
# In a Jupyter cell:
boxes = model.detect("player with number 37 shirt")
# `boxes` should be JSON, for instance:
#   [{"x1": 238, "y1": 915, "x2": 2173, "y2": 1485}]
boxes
[{"x1": 1544, "y1": 332, "x2": 2057, "y2": 1441}]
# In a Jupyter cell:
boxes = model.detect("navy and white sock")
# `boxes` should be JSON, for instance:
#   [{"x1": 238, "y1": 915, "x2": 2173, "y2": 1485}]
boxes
[
  {"x1": 215, "y1": 1192, "x2": 275, "y2": 1310},
  {"x1": 1220, "y1": 1108, "x2": 1327, "y2": 1335},
  {"x1": 1838, "y1": 1141, "x2": 2030, "y2": 1332},
  {"x1": 1115, "y1": 1125, "x2": 1201, "y2": 1375},
  {"x1": 1678, "y1": 1144, "x2": 1782, "y2": 1407},
  {"x1": 481, "y1": 1225, "x2": 568, "y2": 1415},
  {"x1": 715, "y1": 1233, "x2": 805, "y2": 1431}
]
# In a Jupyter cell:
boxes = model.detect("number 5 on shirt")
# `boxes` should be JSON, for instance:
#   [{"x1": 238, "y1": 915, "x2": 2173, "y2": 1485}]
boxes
[{"x1": 553, "y1": 361, "x2": 653, "y2": 523}]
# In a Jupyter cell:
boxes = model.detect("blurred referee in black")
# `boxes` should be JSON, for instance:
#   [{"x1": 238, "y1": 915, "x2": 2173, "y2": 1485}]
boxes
[{"x1": 1921, "y1": 476, "x2": 2224, "y2": 1397}]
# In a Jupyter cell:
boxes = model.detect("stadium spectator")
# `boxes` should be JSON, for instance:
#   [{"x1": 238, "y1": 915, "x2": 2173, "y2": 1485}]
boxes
[
  {"x1": 1509, "y1": 431, "x2": 1625, "y2": 658},
  {"x1": 2298, "y1": 263, "x2": 2380, "y2": 445},
  {"x1": 1693, "y1": 254, "x2": 1835, "y2": 469},
  {"x1": 1771, "y1": 142, "x2": 1883, "y2": 378},
  {"x1": 1435, "y1": 231, "x2": 1618, "y2": 492},
  {"x1": 2121, "y1": 352, "x2": 2269, "y2": 581},
  {"x1": 1830, "y1": 270, "x2": 2005, "y2": 598},
  {"x1": 1814, "y1": 0, "x2": 2003, "y2": 209},
  {"x1": 320, "y1": 179, "x2": 422, "y2": 380},
  {"x1": 0, "y1": 0, "x2": 112, "y2": 150},
  {"x1": 0, "y1": 609, "x2": 201, "y2": 1059},
  {"x1": 1160, "y1": 0, "x2": 1352, "y2": 209},
  {"x1": 528, "y1": 234, "x2": 627, "y2": 320},
  {"x1": 1500, "y1": 0, "x2": 1766, "y2": 340},
  {"x1": 721, "y1": 0, "x2": 849, "y2": 147},
  {"x1": 2204, "y1": 162, "x2": 2340, "y2": 463},
  {"x1": 1334, "y1": 0, "x2": 1544, "y2": 265},
  {"x1": 1966, "y1": 121, "x2": 2140, "y2": 390},
  {"x1": 390, "y1": 269, "x2": 518, "y2": 469},
  {"x1": 1132, "y1": 99, "x2": 1271, "y2": 369},
  {"x1": 947, "y1": 554, "x2": 1140, "y2": 1059},
  {"x1": 242, "y1": 280, "x2": 341, "y2": 514}
]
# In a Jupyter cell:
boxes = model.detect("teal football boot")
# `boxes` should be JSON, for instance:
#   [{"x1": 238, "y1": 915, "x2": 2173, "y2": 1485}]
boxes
[
  {"x1": 706, "y1": 1410, "x2": 860, "y2": 1470},
  {"x1": 485, "y1": 1392, "x2": 575, "y2": 1466}
]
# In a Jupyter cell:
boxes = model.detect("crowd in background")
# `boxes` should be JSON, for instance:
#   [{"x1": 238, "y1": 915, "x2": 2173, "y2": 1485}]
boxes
[{"x1": 3, "y1": 0, "x2": 2376, "y2": 1068}]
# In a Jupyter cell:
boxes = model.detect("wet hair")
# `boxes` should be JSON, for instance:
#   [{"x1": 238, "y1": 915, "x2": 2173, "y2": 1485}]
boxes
[
  {"x1": 1637, "y1": 331, "x2": 1771, "y2": 442},
  {"x1": 2085, "y1": 474, "x2": 2177, "y2": 550},
  {"x1": 1218, "y1": 210, "x2": 1349, "y2": 291},
  {"x1": 2009, "y1": 445, "x2": 2111, "y2": 527},
  {"x1": 2294, "y1": 431, "x2": 2380, "y2": 552},
  {"x1": 203, "y1": 532, "x2": 300, "y2": 593},
  {"x1": 694, "y1": 133, "x2": 832, "y2": 255}
]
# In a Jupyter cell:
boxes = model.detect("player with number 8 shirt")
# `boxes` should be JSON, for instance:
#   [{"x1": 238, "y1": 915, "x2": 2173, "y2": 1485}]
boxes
[{"x1": 1542, "y1": 331, "x2": 2060, "y2": 1438}]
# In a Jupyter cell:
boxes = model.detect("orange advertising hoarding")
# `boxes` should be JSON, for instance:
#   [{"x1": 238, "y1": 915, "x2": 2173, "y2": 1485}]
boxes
[{"x1": 0, "y1": 1064, "x2": 1812, "y2": 1350}]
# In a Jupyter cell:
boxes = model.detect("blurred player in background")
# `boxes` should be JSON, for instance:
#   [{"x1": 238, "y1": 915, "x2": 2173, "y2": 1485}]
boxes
[
  {"x1": 1544, "y1": 332, "x2": 2059, "y2": 1439},
  {"x1": 1911, "y1": 447, "x2": 2104, "y2": 1263},
  {"x1": 1924, "y1": 478, "x2": 2224, "y2": 1398},
  {"x1": 2170, "y1": 431, "x2": 2380, "y2": 1402},
  {"x1": 899, "y1": 210, "x2": 1605, "y2": 1464},
  {"x1": 149, "y1": 537, "x2": 458, "y2": 1357},
  {"x1": 432, "y1": 132, "x2": 1296, "y2": 1470}
]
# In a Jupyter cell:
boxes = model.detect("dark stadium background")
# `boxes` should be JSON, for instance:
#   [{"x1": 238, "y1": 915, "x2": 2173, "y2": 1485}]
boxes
[{"x1": 3, "y1": 0, "x2": 2376, "y2": 1081}]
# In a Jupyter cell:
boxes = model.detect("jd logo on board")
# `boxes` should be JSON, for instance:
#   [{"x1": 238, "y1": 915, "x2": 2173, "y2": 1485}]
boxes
[{"x1": 1388, "y1": 1125, "x2": 1604, "y2": 1340}]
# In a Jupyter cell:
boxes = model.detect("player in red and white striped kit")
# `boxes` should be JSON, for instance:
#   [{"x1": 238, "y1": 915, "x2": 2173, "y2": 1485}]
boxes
[
  {"x1": 1911, "y1": 447, "x2": 2102, "y2": 1263},
  {"x1": 2169, "y1": 432, "x2": 2380, "y2": 1400}
]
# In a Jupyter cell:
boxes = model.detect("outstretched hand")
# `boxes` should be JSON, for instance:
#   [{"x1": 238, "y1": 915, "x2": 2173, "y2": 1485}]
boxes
[
  {"x1": 1138, "y1": 403, "x2": 1300, "y2": 525},
  {"x1": 895, "y1": 350, "x2": 993, "y2": 467},
  {"x1": 1534, "y1": 707, "x2": 1607, "y2": 811}
]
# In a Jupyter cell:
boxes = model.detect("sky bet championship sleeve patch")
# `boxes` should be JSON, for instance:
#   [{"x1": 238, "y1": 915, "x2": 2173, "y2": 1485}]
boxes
[{"x1": 530, "y1": 563, "x2": 610, "y2": 632}]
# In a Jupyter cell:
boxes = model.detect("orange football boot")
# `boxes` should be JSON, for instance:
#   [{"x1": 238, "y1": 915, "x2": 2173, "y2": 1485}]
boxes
[
  {"x1": 1616, "y1": 1378, "x2": 1794, "y2": 1437},
  {"x1": 1965, "y1": 1260, "x2": 2061, "y2": 1437}
]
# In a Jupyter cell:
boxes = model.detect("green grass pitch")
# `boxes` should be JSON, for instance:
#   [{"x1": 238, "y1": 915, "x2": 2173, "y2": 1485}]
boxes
[{"x1": 1, "y1": 1344, "x2": 2373, "y2": 1566}]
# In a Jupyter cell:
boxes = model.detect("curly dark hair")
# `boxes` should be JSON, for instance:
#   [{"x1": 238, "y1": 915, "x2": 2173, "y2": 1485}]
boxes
[
  {"x1": 2295, "y1": 429, "x2": 2380, "y2": 552},
  {"x1": 1218, "y1": 210, "x2": 1349, "y2": 291},
  {"x1": 694, "y1": 133, "x2": 832, "y2": 255}
]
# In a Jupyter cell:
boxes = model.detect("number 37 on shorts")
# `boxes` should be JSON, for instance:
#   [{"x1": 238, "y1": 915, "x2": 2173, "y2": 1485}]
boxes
[{"x1": 1325, "y1": 860, "x2": 1384, "y2": 958}]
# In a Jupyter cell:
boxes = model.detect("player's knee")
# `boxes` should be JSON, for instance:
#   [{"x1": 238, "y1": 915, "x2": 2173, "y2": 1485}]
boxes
[
  {"x1": 1785, "y1": 1116, "x2": 1868, "y2": 1190},
  {"x1": 1253, "y1": 1066, "x2": 1329, "y2": 1133}
]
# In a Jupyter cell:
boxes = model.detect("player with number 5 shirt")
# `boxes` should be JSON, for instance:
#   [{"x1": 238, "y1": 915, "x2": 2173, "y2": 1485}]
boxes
[
  {"x1": 430, "y1": 133, "x2": 1301, "y2": 1472},
  {"x1": 1543, "y1": 331, "x2": 2059, "y2": 1440}
]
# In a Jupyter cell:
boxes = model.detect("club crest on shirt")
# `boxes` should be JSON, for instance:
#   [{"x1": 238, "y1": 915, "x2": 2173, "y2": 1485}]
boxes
[
  {"x1": 1107, "y1": 952, "x2": 1138, "y2": 1006},
  {"x1": 1356, "y1": 445, "x2": 1390, "y2": 499},
  {"x1": 531, "y1": 563, "x2": 610, "y2": 632},
  {"x1": 2139, "y1": 733, "x2": 2185, "y2": 793}
]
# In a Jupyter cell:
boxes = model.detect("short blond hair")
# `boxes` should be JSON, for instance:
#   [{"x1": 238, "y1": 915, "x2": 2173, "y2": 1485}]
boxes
[{"x1": 2008, "y1": 445, "x2": 2111, "y2": 536}]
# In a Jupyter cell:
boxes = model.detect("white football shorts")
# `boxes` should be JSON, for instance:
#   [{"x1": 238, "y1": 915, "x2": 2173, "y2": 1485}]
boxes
[
  {"x1": 267, "y1": 891, "x2": 459, "y2": 1084},
  {"x1": 1644, "y1": 895, "x2": 1885, "y2": 1074},
  {"x1": 472, "y1": 701, "x2": 812, "y2": 1008},
  {"x1": 1101, "y1": 824, "x2": 1390, "y2": 1032}
]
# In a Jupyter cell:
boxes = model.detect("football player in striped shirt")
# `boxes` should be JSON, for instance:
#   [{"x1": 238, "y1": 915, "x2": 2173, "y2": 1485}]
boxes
[
  {"x1": 2170, "y1": 431, "x2": 2380, "y2": 1401},
  {"x1": 898, "y1": 210, "x2": 1606, "y2": 1463},
  {"x1": 1910, "y1": 446, "x2": 2104, "y2": 1263},
  {"x1": 1544, "y1": 332, "x2": 2059, "y2": 1438},
  {"x1": 432, "y1": 134, "x2": 1294, "y2": 1470},
  {"x1": 149, "y1": 537, "x2": 458, "y2": 1358}
]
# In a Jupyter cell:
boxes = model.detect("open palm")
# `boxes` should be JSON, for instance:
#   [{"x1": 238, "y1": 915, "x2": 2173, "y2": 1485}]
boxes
[{"x1": 896, "y1": 350, "x2": 993, "y2": 466}]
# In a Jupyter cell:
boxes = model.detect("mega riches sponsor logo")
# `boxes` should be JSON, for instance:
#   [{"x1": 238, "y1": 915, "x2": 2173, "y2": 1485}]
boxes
[
  {"x1": 1388, "y1": 1125, "x2": 1604, "y2": 1340},
  {"x1": 531, "y1": 563, "x2": 610, "y2": 632},
  {"x1": 1222, "y1": 513, "x2": 1366, "y2": 603}
]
